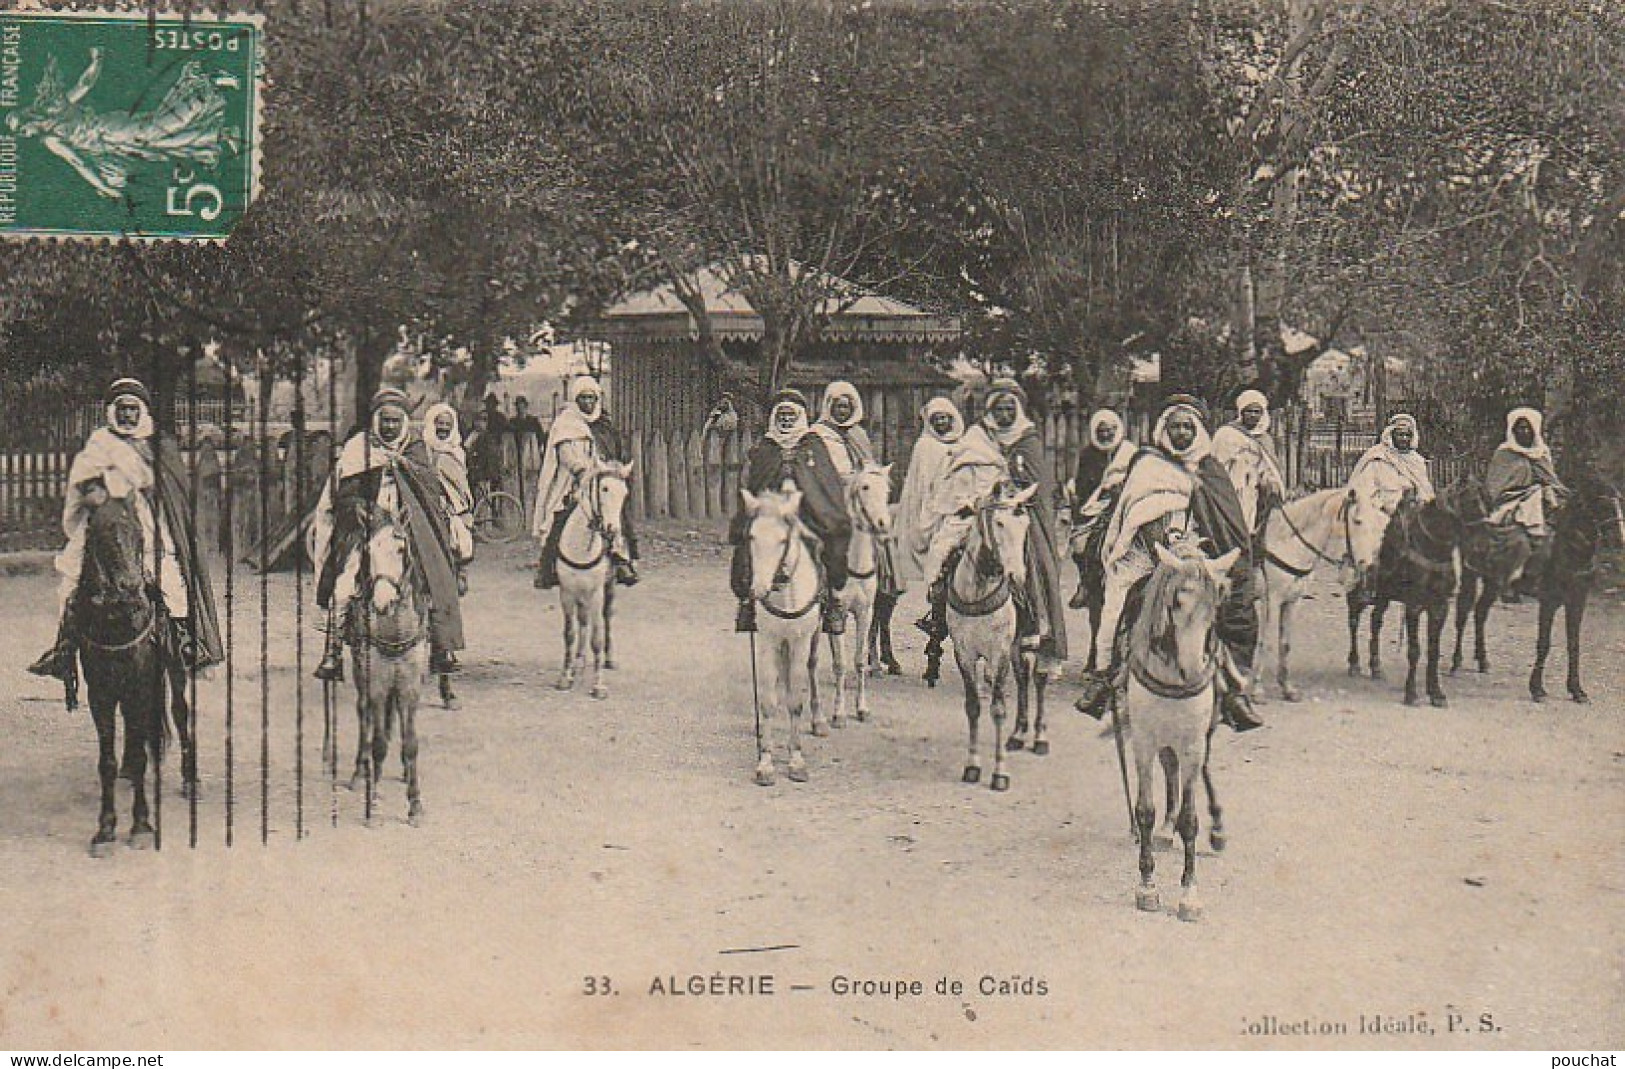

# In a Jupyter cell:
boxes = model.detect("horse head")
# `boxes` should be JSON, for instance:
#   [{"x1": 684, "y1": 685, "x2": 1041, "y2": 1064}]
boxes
[
  {"x1": 969, "y1": 482, "x2": 1035, "y2": 586},
  {"x1": 584, "y1": 460, "x2": 634, "y2": 547},
  {"x1": 1136, "y1": 540, "x2": 1240, "y2": 678},
  {"x1": 741, "y1": 485, "x2": 807, "y2": 598},
  {"x1": 83, "y1": 493, "x2": 147, "y2": 605},
  {"x1": 363, "y1": 505, "x2": 415, "y2": 615},
  {"x1": 847, "y1": 463, "x2": 894, "y2": 536}
]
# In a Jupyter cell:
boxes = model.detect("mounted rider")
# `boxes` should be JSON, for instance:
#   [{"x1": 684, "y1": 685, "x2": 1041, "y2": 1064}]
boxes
[
  {"x1": 313, "y1": 388, "x2": 466, "y2": 681},
  {"x1": 1210, "y1": 389, "x2": 1286, "y2": 537},
  {"x1": 897, "y1": 397, "x2": 967, "y2": 590},
  {"x1": 1068, "y1": 408, "x2": 1136, "y2": 611},
  {"x1": 532, "y1": 375, "x2": 639, "y2": 589},
  {"x1": 1349, "y1": 412, "x2": 1434, "y2": 514},
  {"x1": 423, "y1": 402, "x2": 475, "y2": 590},
  {"x1": 730, "y1": 388, "x2": 852, "y2": 635},
  {"x1": 29, "y1": 377, "x2": 224, "y2": 699},
  {"x1": 1074, "y1": 395, "x2": 1264, "y2": 732},
  {"x1": 809, "y1": 379, "x2": 900, "y2": 598},
  {"x1": 1484, "y1": 406, "x2": 1569, "y2": 592}
]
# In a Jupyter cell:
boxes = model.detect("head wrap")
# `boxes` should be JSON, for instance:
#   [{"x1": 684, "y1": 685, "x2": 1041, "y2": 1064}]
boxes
[
  {"x1": 1503, "y1": 406, "x2": 1550, "y2": 460},
  {"x1": 1379, "y1": 412, "x2": 1420, "y2": 452},
  {"x1": 819, "y1": 381, "x2": 864, "y2": 429},
  {"x1": 766, "y1": 389, "x2": 811, "y2": 450},
  {"x1": 423, "y1": 402, "x2": 465, "y2": 462},
  {"x1": 981, "y1": 378, "x2": 1035, "y2": 448},
  {"x1": 1161, "y1": 393, "x2": 1211, "y2": 429},
  {"x1": 1235, "y1": 388, "x2": 1271, "y2": 437},
  {"x1": 1152, "y1": 398, "x2": 1213, "y2": 468},
  {"x1": 1089, "y1": 409, "x2": 1125, "y2": 452},
  {"x1": 104, "y1": 377, "x2": 154, "y2": 441},
  {"x1": 569, "y1": 375, "x2": 604, "y2": 424},
  {"x1": 920, "y1": 396, "x2": 965, "y2": 444},
  {"x1": 369, "y1": 388, "x2": 412, "y2": 452}
]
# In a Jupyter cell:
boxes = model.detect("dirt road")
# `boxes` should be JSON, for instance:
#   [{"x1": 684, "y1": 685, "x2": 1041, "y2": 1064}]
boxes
[{"x1": 2, "y1": 530, "x2": 1621, "y2": 1049}]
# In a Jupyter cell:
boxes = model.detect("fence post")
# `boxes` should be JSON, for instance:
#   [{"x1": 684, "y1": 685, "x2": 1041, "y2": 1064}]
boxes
[
  {"x1": 628, "y1": 433, "x2": 646, "y2": 523},
  {"x1": 648, "y1": 430, "x2": 670, "y2": 520},
  {"x1": 722, "y1": 430, "x2": 742, "y2": 516},
  {"x1": 668, "y1": 430, "x2": 691, "y2": 520},
  {"x1": 685, "y1": 430, "x2": 707, "y2": 522}
]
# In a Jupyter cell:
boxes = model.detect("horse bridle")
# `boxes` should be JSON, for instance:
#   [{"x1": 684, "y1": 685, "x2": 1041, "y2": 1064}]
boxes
[
  {"x1": 756, "y1": 512, "x2": 820, "y2": 620},
  {"x1": 1266, "y1": 491, "x2": 1354, "y2": 577},
  {"x1": 844, "y1": 474, "x2": 885, "y2": 582},
  {"x1": 948, "y1": 495, "x2": 1015, "y2": 617},
  {"x1": 559, "y1": 468, "x2": 617, "y2": 571}
]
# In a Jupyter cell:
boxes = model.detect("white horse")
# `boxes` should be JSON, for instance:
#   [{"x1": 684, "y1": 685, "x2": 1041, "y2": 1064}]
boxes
[
  {"x1": 553, "y1": 460, "x2": 633, "y2": 700},
  {"x1": 1124, "y1": 540, "x2": 1240, "y2": 922},
  {"x1": 741, "y1": 486, "x2": 824, "y2": 786},
  {"x1": 947, "y1": 482, "x2": 1036, "y2": 791},
  {"x1": 824, "y1": 464, "x2": 894, "y2": 729},
  {"x1": 1254, "y1": 485, "x2": 1385, "y2": 701},
  {"x1": 344, "y1": 507, "x2": 428, "y2": 827}
]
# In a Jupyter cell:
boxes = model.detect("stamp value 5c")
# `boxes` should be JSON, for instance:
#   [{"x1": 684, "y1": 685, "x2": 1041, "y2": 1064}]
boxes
[{"x1": 0, "y1": 9, "x2": 262, "y2": 242}]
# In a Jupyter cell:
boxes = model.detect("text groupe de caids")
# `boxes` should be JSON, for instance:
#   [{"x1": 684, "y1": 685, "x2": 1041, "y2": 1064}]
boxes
[{"x1": 644, "y1": 974, "x2": 1049, "y2": 997}]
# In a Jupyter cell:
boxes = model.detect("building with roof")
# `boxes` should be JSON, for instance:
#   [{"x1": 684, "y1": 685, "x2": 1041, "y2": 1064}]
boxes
[{"x1": 583, "y1": 261, "x2": 961, "y2": 464}]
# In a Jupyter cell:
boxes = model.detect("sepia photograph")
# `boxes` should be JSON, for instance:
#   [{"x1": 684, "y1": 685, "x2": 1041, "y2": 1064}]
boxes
[{"x1": 0, "y1": 0, "x2": 1621, "y2": 1052}]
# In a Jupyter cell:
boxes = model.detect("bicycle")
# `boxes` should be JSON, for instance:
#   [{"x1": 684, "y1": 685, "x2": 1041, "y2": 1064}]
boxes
[{"x1": 471, "y1": 481, "x2": 527, "y2": 543}]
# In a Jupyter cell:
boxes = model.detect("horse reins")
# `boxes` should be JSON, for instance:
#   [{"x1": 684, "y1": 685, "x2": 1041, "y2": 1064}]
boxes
[
  {"x1": 948, "y1": 498, "x2": 1014, "y2": 617},
  {"x1": 844, "y1": 475, "x2": 885, "y2": 582},
  {"x1": 558, "y1": 469, "x2": 614, "y2": 571},
  {"x1": 757, "y1": 515, "x2": 821, "y2": 621},
  {"x1": 80, "y1": 604, "x2": 159, "y2": 653},
  {"x1": 1264, "y1": 492, "x2": 1353, "y2": 578}
]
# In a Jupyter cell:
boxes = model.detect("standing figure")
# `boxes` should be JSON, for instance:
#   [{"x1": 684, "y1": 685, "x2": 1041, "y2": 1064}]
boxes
[
  {"x1": 532, "y1": 376, "x2": 637, "y2": 589},
  {"x1": 730, "y1": 390, "x2": 851, "y2": 636},
  {"x1": 423, "y1": 403, "x2": 475, "y2": 587},
  {"x1": 313, "y1": 388, "x2": 465, "y2": 680},
  {"x1": 30, "y1": 377, "x2": 224, "y2": 695},
  {"x1": 1075, "y1": 395, "x2": 1263, "y2": 731},
  {"x1": 1484, "y1": 406, "x2": 1568, "y2": 595},
  {"x1": 1210, "y1": 389, "x2": 1286, "y2": 537}
]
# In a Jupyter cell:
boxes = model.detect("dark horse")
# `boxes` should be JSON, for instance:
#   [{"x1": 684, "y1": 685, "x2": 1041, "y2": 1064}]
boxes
[
  {"x1": 75, "y1": 495, "x2": 197, "y2": 855},
  {"x1": 1450, "y1": 472, "x2": 1622, "y2": 702},
  {"x1": 1346, "y1": 485, "x2": 1468, "y2": 707}
]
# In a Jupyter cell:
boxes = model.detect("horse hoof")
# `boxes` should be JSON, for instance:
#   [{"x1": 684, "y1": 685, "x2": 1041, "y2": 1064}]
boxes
[
  {"x1": 604, "y1": 659, "x2": 617, "y2": 670},
  {"x1": 1371, "y1": 667, "x2": 1385, "y2": 681},
  {"x1": 127, "y1": 827, "x2": 154, "y2": 850},
  {"x1": 89, "y1": 836, "x2": 117, "y2": 859},
  {"x1": 1347, "y1": 664, "x2": 1360, "y2": 678},
  {"x1": 990, "y1": 773, "x2": 1010, "y2": 792},
  {"x1": 1477, "y1": 662, "x2": 1490, "y2": 675},
  {"x1": 1209, "y1": 830, "x2": 1227, "y2": 852},
  {"x1": 346, "y1": 775, "x2": 363, "y2": 792},
  {"x1": 1531, "y1": 691, "x2": 1547, "y2": 704},
  {"x1": 590, "y1": 685, "x2": 608, "y2": 700},
  {"x1": 787, "y1": 764, "x2": 809, "y2": 784},
  {"x1": 962, "y1": 766, "x2": 981, "y2": 784},
  {"x1": 754, "y1": 768, "x2": 776, "y2": 787},
  {"x1": 556, "y1": 677, "x2": 573, "y2": 691},
  {"x1": 1177, "y1": 900, "x2": 1204, "y2": 923},
  {"x1": 1447, "y1": 664, "x2": 1459, "y2": 678},
  {"x1": 443, "y1": 697, "x2": 461, "y2": 711},
  {"x1": 1430, "y1": 695, "x2": 1448, "y2": 708},
  {"x1": 1280, "y1": 687, "x2": 1301, "y2": 704},
  {"x1": 1031, "y1": 740, "x2": 1050, "y2": 756},
  {"x1": 811, "y1": 720, "x2": 830, "y2": 738},
  {"x1": 1404, "y1": 693, "x2": 1419, "y2": 707},
  {"x1": 1005, "y1": 736, "x2": 1025, "y2": 752},
  {"x1": 408, "y1": 806, "x2": 424, "y2": 828},
  {"x1": 1571, "y1": 691, "x2": 1591, "y2": 705},
  {"x1": 830, "y1": 715, "x2": 846, "y2": 730},
  {"x1": 855, "y1": 709, "x2": 869, "y2": 723},
  {"x1": 179, "y1": 780, "x2": 201, "y2": 801},
  {"x1": 1136, "y1": 888, "x2": 1161, "y2": 913}
]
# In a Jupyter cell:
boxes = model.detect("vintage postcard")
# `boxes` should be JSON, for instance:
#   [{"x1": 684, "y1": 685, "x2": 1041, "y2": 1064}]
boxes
[{"x1": 0, "y1": 0, "x2": 1620, "y2": 1054}]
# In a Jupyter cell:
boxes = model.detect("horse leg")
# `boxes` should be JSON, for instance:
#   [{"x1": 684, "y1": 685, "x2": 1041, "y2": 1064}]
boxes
[
  {"x1": 168, "y1": 661, "x2": 198, "y2": 796},
  {"x1": 1277, "y1": 595, "x2": 1301, "y2": 702},
  {"x1": 124, "y1": 674, "x2": 157, "y2": 848},
  {"x1": 556, "y1": 597, "x2": 577, "y2": 690},
  {"x1": 1472, "y1": 579, "x2": 1494, "y2": 674},
  {"x1": 1426, "y1": 601, "x2": 1449, "y2": 707},
  {"x1": 588, "y1": 586, "x2": 608, "y2": 700},
  {"x1": 1158, "y1": 747, "x2": 1179, "y2": 845},
  {"x1": 1565, "y1": 590, "x2": 1590, "y2": 703},
  {"x1": 1403, "y1": 603, "x2": 1423, "y2": 705},
  {"x1": 90, "y1": 689, "x2": 119, "y2": 856},
  {"x1": 439, "y1": 671, "x2": 458, "y2": 711},
  {"x1": 602, "y1": 577, "x2": 617, "y2": 670},
  {"x1": 1369, "y1": 600, "x2": 1388, "y2": 680},
  {"x1": 753, "y1": 640, "x2": 781, "y2": 787},
  {"x1": 1203, "y1": 729, "x2": 1225, "y2": 852},
  {"x1": 874, "y1": 592, "x2": 900, "y2": 675},
  {"x1": 1347, "y1": 598, "x2": 1365, "y2": 677},
  {"x1": 1030, "y1": 656, "x2": 1049, "y2": 756},
  {"x1": 1176, "y1": 765, "x2": 1203, "y2": 922},
  {"x1": 1253, "y1": 582, "x2": 1273, "y2": 701},
  {"x1": 401, "y1": 689, "x2": 423, "y2": 825},
  {"x1": 1530, "y1": 596, "x2": 1556, "y2": 702},
  {"x1": 806, "y1": 628, "x2": 822, "y2": 740},
  {"x1": 854, "y1": 598, "x2": 873, "y2": 722},
  {"x1": 1007, "y1": 651, "x2": 1030, "y2": 752},
  {"x1": 1134, "y1": 747, "x2": 1160, "y2": 912},
  {"x1": 1085, "y1": 605, "x2": 1101, "y2": 675},
  {"x1": 787, "y1": 637, "x2": 810, "y2": 783},
  {"x1": 821, "y1": 629, "x2": 844, "y2": 734},
  {"x1": 958, "y1": 652, "x2": 982, "y2": 784},
  {"x1": 1451, "y1": 573, "x2": 1473, "y2": 675},
  {"x1": 988, "y1": 659, "x2": 1011, "y2": 791}
]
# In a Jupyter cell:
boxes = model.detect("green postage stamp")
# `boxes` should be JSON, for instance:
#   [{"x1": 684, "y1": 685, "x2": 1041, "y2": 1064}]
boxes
[{"x1": 0, "y1": 8, "x2": 263, "y2": 241}]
